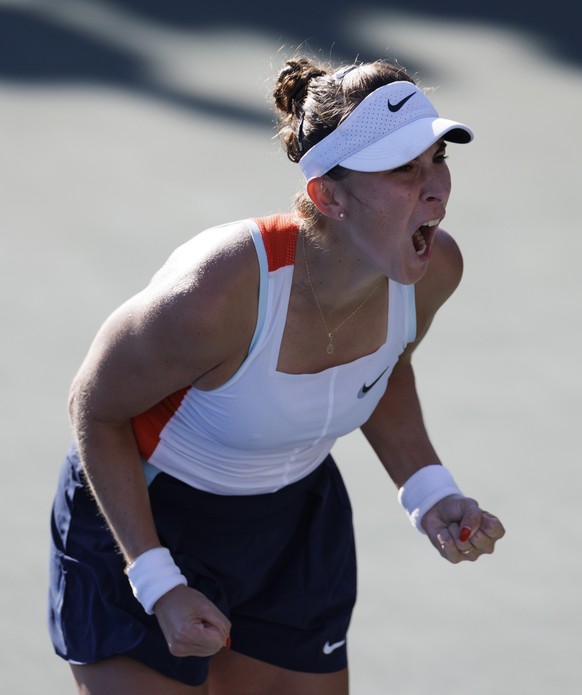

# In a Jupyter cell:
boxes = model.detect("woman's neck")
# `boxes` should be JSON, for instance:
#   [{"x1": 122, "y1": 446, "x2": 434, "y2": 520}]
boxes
[{"x1": 299, "y1": 222, "x2": 385, "y2": 308}]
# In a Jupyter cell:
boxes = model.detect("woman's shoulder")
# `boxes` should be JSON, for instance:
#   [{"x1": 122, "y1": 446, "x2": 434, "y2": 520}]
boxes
[
  {"x1": 132, "y1": 219, "x2": 261, "y2": 354},
  {"x1": 150, "y1": 219, "x2": 257, "y2": 290}
]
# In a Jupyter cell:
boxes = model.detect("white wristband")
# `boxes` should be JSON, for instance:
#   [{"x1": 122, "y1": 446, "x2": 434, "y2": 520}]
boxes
[
  {"x1": 398, "y1": 465, "x2": 463, "y2": 533},
  {"x1": 126, "y1": 547, "x2": 188, "y2": 615}
]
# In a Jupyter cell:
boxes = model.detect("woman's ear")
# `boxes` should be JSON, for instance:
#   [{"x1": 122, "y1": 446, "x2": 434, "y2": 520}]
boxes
[{"x1": 306, "y1": 177, "x2": 345, "y2": 221}]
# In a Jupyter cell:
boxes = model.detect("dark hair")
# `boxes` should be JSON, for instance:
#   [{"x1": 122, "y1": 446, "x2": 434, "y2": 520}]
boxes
[{"x1": 273, "y1": 56, "x2": 416, "y2": 227}]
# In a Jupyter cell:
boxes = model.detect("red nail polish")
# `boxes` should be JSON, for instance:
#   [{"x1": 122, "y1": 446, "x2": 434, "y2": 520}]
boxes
[
  {"x1": 459, "y1": 526, "x2": 472, "y2": 542},
  {"x1": 225, "y1": 636, "x2": 231, "y2": 649}
]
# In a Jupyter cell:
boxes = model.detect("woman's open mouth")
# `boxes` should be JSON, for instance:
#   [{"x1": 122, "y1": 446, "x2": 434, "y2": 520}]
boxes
[{"x1": 412, "y1": 218, "x2": 441, "y2": 257}]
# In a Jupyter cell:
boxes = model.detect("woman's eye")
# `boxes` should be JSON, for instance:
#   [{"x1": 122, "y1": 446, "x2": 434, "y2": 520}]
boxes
[
  {"x1": 434, "y1": 146, "x2": 448, "y2": 163},
  {"x1": 392, "y1": 164, "x2": 413, "y2": 173}
]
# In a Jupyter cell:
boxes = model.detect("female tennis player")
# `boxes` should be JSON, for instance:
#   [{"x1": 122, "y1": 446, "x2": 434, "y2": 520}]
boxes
[{"x1": 49, "y1": 55, "x2": 505, "y2": 694}]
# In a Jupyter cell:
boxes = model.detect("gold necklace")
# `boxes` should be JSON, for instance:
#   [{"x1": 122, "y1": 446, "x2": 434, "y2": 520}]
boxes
[{"x1": 301, "y1": 230, "x2": 383, "y2": 355}]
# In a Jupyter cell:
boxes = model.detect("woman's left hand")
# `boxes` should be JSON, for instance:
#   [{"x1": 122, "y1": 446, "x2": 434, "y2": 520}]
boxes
[{"x1": 421, "y1": 495, "x2": 505, "y2": 563}]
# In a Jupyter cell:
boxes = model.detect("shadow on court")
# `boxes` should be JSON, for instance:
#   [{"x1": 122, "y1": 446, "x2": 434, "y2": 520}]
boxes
[{"x1": 0, "y1": 0, "x2": 580, "y2": 131}]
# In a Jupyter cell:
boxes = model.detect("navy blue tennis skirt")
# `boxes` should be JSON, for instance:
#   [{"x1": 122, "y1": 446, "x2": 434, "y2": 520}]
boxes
[{"x1": 48, "y1": 444, "x2": 357, "y2": 686}]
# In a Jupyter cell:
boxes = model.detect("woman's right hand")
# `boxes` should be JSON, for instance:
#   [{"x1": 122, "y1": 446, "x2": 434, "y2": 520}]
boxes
[{"x1": 154, "y1": 584, "x2": 232, "y2": 657}]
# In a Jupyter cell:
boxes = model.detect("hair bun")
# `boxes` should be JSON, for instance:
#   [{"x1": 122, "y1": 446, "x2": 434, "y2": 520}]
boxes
[{"x1": 274, "y1": 58, "x2": 327, "y2": 115}]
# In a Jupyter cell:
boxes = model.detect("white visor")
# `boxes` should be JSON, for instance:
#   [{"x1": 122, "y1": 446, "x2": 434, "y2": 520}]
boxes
[{"x1": 298, "y1": 81, "x2": 473, "y2": 181}]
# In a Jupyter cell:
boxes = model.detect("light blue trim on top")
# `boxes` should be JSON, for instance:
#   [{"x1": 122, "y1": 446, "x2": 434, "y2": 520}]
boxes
[
  {"x1": 407, "y1": 284, "x2": 417, "y2": 344},
  {"x1": 247, "y1": 219, "x2": 270, "y2": 353},
  {"x1": 142, "y1": 459, "x2": 162, "y2": 487}
]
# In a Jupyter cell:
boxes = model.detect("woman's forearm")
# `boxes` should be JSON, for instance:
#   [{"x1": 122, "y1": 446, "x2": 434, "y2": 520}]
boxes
[
  {"x1": 361, "y1": 360, "x2": 441, "y2": 488},
  {"x1": 74, "y1": 417, "x2": 161, "y2": 563}
]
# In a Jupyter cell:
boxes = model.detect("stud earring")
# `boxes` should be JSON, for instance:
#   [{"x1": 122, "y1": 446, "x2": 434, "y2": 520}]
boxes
[{"x1": 339, "y1": 212, "x2": 345, "y2": 219}]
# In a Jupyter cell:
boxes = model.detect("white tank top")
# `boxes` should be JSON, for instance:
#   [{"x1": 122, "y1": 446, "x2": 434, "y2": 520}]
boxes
[{"x1": 133, "y1": 214, "x2": 416, "y2": 494}]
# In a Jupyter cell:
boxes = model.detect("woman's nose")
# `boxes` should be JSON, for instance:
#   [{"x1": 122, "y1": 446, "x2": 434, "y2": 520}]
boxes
[{"x1": 421, "y1": 165, "x2": 451, "y2": 203}]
